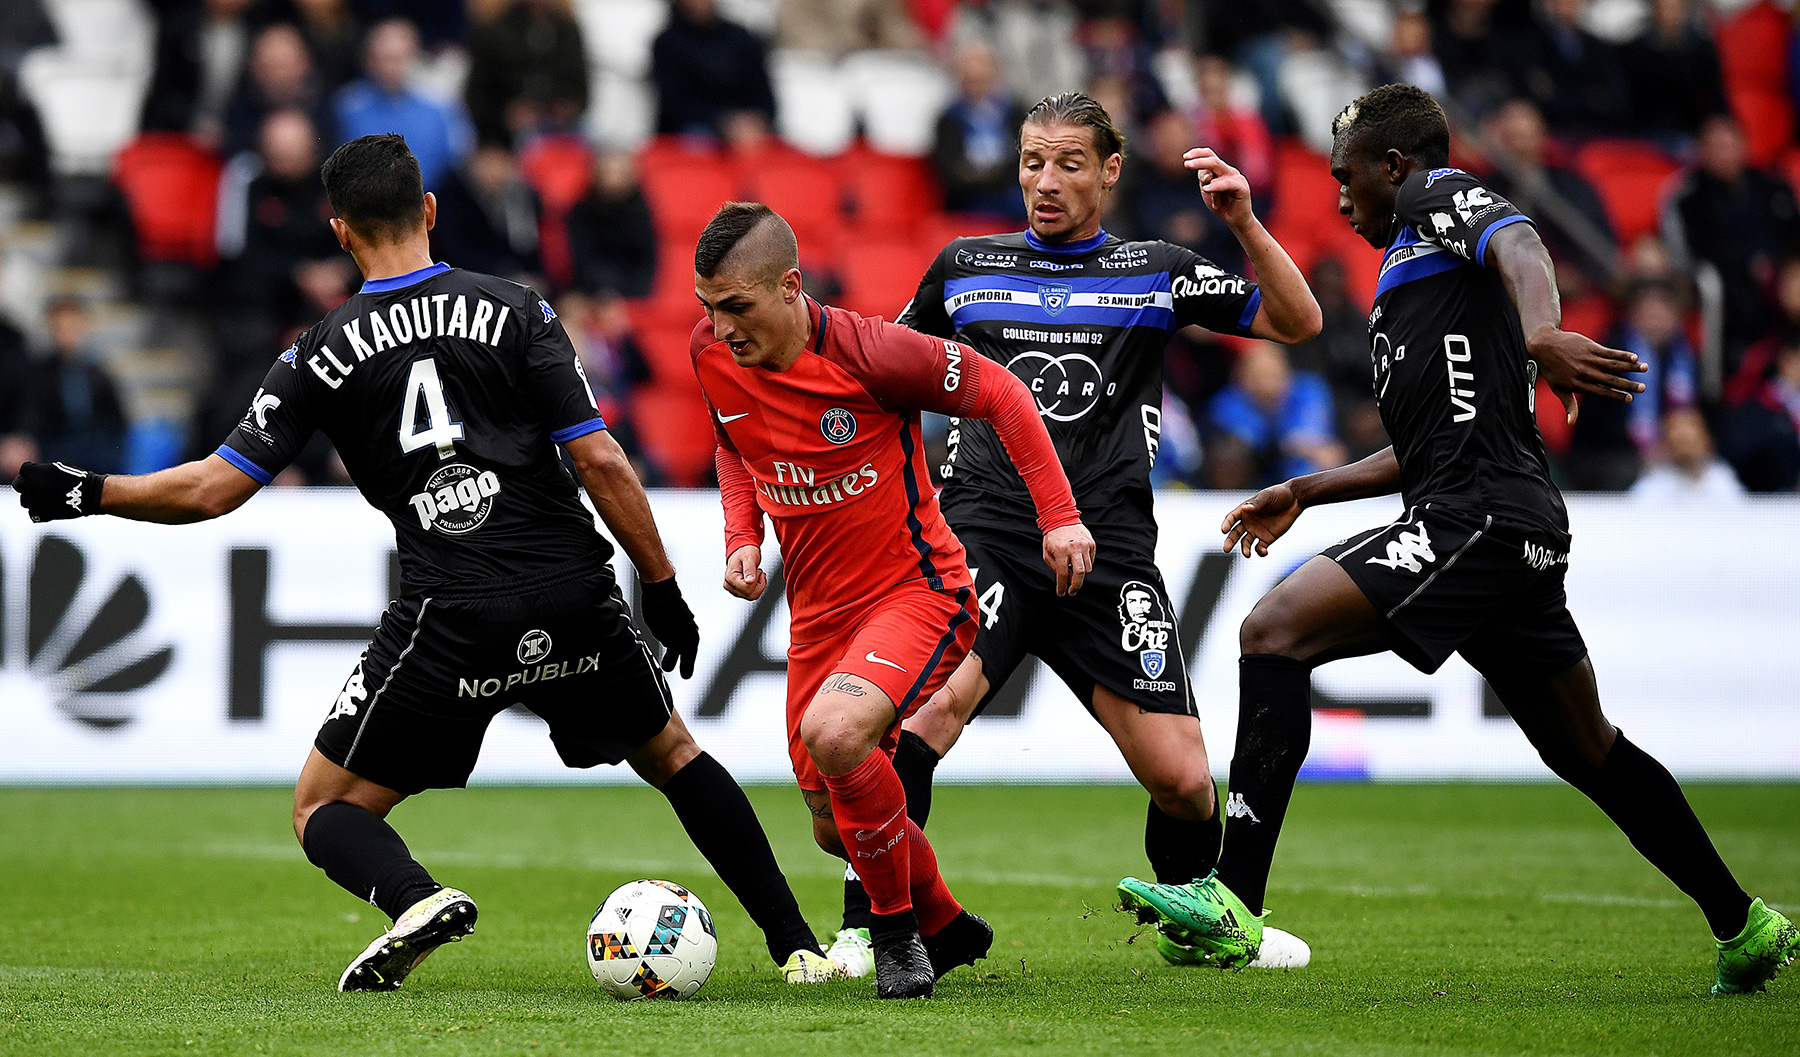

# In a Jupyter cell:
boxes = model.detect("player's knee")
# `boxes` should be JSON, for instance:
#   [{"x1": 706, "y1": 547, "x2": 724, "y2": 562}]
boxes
[
  {"x1": 1239, "y1": 596, "x2": 1302, "y2": 657},
  {"x1": 799, "y1": 707, "x2": 876, "y2": 772},
  {"x1": 1146, "y1": 767, "x2": 1214, "y2": 820}
]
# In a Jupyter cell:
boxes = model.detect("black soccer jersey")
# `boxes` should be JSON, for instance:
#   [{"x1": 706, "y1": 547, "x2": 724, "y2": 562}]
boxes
[
  {"x1": 897, "y1": 229, "x2": 1261, "y2": 556},
  {"x1": 1370, "y1": 167, "x2": 1568, "y2": 535},
  {"x1": 219, "y1": 263, "x2": 613, "y2": 597}
]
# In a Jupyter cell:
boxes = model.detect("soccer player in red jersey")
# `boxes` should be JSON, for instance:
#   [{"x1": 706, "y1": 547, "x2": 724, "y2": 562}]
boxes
[{"x1": 689, "y1": 203, "x2": 1095, "y2": 999}]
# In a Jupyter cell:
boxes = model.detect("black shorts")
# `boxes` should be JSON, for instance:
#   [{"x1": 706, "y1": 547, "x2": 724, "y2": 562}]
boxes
[
  {"x1": 1323, "y1": 505, "x2": 1589, "y2": 679},
  {"x1": 314, "y1": 571, "x2": 673, "y2": 795},
  {"x1": 962, "y1": 527, "x2": 1197, "y2": 718}
]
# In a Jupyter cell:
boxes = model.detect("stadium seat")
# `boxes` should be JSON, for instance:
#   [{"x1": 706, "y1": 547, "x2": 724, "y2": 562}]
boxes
[
  {"x1": 634, "y1": 319, "x2": 703, "y2": 384},
  {"x1": 770, "y1": 50, "x2": 856, "y2": 157},
  {"x1": 575, "y1": 0, "x2": 666, "y2": 79},
  {"x1": 1271, "y1": 140, "x2": 1341, "y2": 230},
  {"x1": 1571, "y1": 140, "x2": 1680, "y2": 249},
  {"x1": 640, "y1": 152, "x2": 740, "y2": 243},
  {"x1": 1729, "y1": 88, "x2": 1795, "y2": 169},
  {"x1": 648, "y1": 246, "x2": 701, "y2": 311},
  {"x1": 742, "y1": 155, "x2": 845, "y2": 256},
  {"x1": 629, "y1": 384, "x2": 716, "y2": 486},
  {"x1": 111, "y1": 134, "x2": 224, "y2": 266},
  {"x1": 520, "y1": 135, "x2": 596, "y2": 291},
  {"x1": 1716, "y1": 0, "x2": 1791, "y2": 97},
  {"x1": 841, "y1": 150, "x2": 942, "y2": 230},
  {"x1": 837, "y1": 236, "x2": 938, "y2": 320},
  {"x1": 587, "y1": 70, "x2": 656, "y2": 150},
  {"x1": 843, "y1": 51, "x2": 953, "y2": 158}
]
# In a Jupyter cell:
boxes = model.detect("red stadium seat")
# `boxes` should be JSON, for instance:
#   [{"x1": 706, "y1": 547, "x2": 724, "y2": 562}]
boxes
[
  {"x1": 640, "y1": 153, "x2": 740, "y2": 244},
  {"x1": 111, "y1": 133, "x2": 223, "y2": 266},
  {"x1": 648, "y1": 244, "x2": 700, "y2": 311},
  {"x1": 1730, "y1": 88, "x2": 1796, "y2": 169},
  {"x1": 634, "y1": 321, "x2": 704, "y2": 385},
  {"x1": 1271, "y1": 139, "x2": 1340, "y2": 230},
  {"x1": 629, "y1": 385, "x2": 715, "y2": 486},
  {"x1": 742, "y1": 155, "x2": 845, "y2": 257},
  {"x1": 1571, "y1": 140, "x2": 1680, "y2": 248},
  {"x1": 837, "y1": 236, "x2": 939, "y2": 320},
  {"x1": 841, "y1": 150, "x2": 941, "y2": 229},
  {"x1": 519, "y1": 135, "x2": 595, "y2": 290},
  {"x1": 1716, "y1": 0, "x2": 1792, "y2": 96}
]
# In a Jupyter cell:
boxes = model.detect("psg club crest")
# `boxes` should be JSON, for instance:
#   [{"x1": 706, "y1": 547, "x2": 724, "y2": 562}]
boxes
[
  {"x1": 1038, "y1": 283, "x2": 1074, "y2": 316},
  {"x1": 819, "y1": 406, "x2": 858, "y2": 445}
]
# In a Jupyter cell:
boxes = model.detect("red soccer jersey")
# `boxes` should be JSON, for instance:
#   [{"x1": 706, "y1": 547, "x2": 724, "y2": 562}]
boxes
[{"x1": 691, "y1": 297, "x2": 1078, "y2": 640}]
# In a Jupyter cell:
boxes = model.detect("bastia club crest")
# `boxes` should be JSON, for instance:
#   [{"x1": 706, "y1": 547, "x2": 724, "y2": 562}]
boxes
[
  {"x1": 1039, "y1": 283, "x2": 1073, "y2": 316},
  {"x1": 1117, "y1": 580, "x2": 1172, "y2": 678}
]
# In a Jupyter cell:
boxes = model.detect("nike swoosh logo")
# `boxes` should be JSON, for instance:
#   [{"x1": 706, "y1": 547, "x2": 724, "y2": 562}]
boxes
[
  {"x1": 865, "y1": 651, "x2": 905, "y2": 672},
  {"x1": 717, "y1": 410, "x2": 750, "y2": 423}
]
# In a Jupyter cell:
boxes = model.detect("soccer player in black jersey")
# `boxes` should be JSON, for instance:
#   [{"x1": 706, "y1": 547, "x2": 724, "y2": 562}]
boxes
[
  {"x1": 1118, "y1": 85, "x2": 1798, "y2": 994},
  {"x1": 12, "y1": 134, "x2": 843, "y2": 991},
  {"x1": 827, "y1": 91, "x2": 1325, "y2": 973}
]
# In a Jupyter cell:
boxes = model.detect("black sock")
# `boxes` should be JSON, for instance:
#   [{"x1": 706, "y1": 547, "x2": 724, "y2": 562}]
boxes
[
  {"x1": 869, "y1": 909, "x2": 921, "y2": 945},
  {"x1": 893, "y1": 730, "x2": 941, "y2": 828},
  {"x1": 1214, "y1": 654, "x2": 1312, "y2": 915},
  {"x1": 1145, "y1": 783, "x2": 1222, "y2": 884},
  {"x1": 302, "y1": 801, "x2": 441, "y2": 921},
  {"x1": 1555, "y1": 733, "x2": 1752, "y2": 940},
  {"x1": 660, "y1": 752, "x2": 820, "y2": 963},
  {"x1": 842, "y1": 732, "x2": 941, "y2": 932}
]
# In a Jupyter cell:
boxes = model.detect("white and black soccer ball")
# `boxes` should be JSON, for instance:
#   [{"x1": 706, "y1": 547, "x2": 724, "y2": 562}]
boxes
[{"x1": 586, "y1": 879, "x2": 718, "y2": 1000}]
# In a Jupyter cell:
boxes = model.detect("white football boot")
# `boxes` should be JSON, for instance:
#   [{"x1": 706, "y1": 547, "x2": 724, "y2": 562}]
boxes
[
  {"x1": 338, "y1": 888, "x2": 478, "y2": 992},
  {"x1": 825, "y1": 927, "x2": 875, "y2": 978}
]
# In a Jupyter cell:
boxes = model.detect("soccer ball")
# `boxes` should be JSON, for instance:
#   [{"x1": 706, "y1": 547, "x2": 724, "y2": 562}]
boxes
[{"x1": 586, "y1": 879, "x2": 718, "y2": 1001}]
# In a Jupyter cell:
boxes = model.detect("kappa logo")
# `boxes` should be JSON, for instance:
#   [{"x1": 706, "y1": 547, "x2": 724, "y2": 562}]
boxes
[
  {"x1": 326, "y1": 663, "x2": 367, "y2": 721},
  {"x1": 1367, "y1": 525, "x2": 1437, "y2": 573},
  {"x1": 1038, "y1": 283, "x2": 1073, "y2": 316},
  {"x1": 2, "y1": 536, "x2": 175, "y2": 728},
  {"x1": 59, "y1": 467, "x2": 85, "y2": 514},
  {"x1": 819, "y1": 406, "x2": 858, "y2": 445},
  {"x1": 279, "y1": 343, "x2": 298, "y2": 367},
  {"x1": 539, "y1": 300, "x2": 557, "y2": 323},
  {"x1": 1424, "y1": 167, "x2": 1463, "y2": 188},
  {"x1": 518, "y1": 628, "x2": 553, "y2": 665},
  {"x1": 1117, "y1": 580, "x2": 1173, "y2": 679},
  {"x1": 1225, "y1": 792, "x2": 1261, "y2": 822}
]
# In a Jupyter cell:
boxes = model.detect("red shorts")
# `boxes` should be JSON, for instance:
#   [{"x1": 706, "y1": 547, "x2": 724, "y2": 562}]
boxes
[{"x1": 786, "y1": 581, "x2": 978, "y2": 792}]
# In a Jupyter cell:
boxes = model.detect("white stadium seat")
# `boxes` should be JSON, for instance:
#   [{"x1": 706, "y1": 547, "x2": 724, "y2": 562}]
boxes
[
  {"x1": 578, "y1": 0, "x2": 669, "y2": 79},
  {"x1": 771, "y1": 50, "x2": 855, "y2": 157},
  {"x1": 843, "y1": 51, "x2": 950, "y2": 158}
]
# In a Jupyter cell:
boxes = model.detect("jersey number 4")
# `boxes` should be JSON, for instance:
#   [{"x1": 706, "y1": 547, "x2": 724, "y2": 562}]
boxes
[{"x1": 399, "y1": 358, "x2": 465, "y2": 459}]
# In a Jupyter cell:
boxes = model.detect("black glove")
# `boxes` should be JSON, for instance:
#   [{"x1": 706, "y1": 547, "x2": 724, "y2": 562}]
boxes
[
  {"x1": 13, "y1": 461, "x2": 105, "y2": 523},
  {"x1": 640, "y1": 576, "x2": 700, "y2": 679}
]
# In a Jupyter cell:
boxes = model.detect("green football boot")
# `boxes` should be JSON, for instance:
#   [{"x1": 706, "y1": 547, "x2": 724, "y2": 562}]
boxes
[
  {"x1": 1714, "y1": 898, "x2": 1800, "y2": 994},
  {"x1": 1118, "y1": 872, "x2": 1262, "y2": 969}
]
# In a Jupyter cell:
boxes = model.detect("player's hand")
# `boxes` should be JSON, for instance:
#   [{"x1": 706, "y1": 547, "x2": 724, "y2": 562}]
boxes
[
  {"x1": 640, "y1": 576, "x2": 700, "y2": 679},
  {"x1": 723, "y1": 544, "x2": 767, "y2": 601},
  {"x1": 1221, "y1": 482, "x2": 1302, "y2": 558},
  {"x1": 1526, "y1": 326, "x2": 1648, "y2": 425},
  {"x1": 1042, "y1": 523, "x2": 1095, "y2": 596},
  {"x1": 1185, "y1": 147, "x2": 1255, "y2": 229},
  {"x1": 13, "y1": 461, "x2": 104, "y2": 522}
]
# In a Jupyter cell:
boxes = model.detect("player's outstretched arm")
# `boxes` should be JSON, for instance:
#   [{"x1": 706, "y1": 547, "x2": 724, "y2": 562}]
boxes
[
  {"x1": 713, "y1": 445, "x2": 767, "y2": 600},
  {"x1": 1221, "y1": 447, "x2": 1400, "y2": 558},
  {"x1": 563, "y1": 428, "x2": 701, "y2": 678},
  {"x1": 1487, "y1": 223, "x2": 1646, "y2": 423},
  {"x1": 1185, "y1": 147, "x2": 1322, "y2": 344},
  {"x1": 13, "y1": 455, "x2": 260, "y2": 525}
]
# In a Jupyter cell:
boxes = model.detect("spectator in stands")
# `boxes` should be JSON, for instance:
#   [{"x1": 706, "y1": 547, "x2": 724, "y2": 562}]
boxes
[
  {"x1": 1621, "y1": 0, "x2": 1727, "y2": 144},
  {"x1": 1432, "y1": 0, "x2": 1516, "y2": 119},
  {"x1": 0, "y1": 311, "x2": 34, "y2": 477},
  {"x1": 952, "y1": 0, "x2": 1086, "y2": 112},
  {"x1": 26, "y1": 298, "x2": 127, "y2": 474},
  {"x1": 223, "y1": 23, "x2": 333, "y2": 159},
  {"x1": 140, "y1": 0, "x2": 257, "y2": 149},
  {"x1": 430, "y1": 141, "x2": 543, "y2": 284},
  {"x1": 1205, "y1": 340, "x2": 1344, "y2": 490},
  {"x1": 776, "y1": 0, "x2": 920, "y2": 56},
  {"x1": 334, "y1": 18, "x2": 469, "y2": 189},
  {"x1": 1666, "y1": 114, "x2": 1800, "y2": 367},
  {"x1": 289, "y1": 0, "x2": 363, "y2": 91},
  {"x1": 1568, "y1": 281, "x2": 1698, "y2": 490},
  {"x1": 1190, "y1": 54, "x2": 1271, "y2": 206},
  {"x1": 1147, "y1": 391, "x2": 1205, "y2": 488},
  {"x1": 1286, "y1": 257, "x2": 1385, "y2": 459},
  {"x1": 355, "y1": 0, "x2": 464, "y2": 48},
  {"x1": 1719, "y1": 258, "x2": 1800, "y2": 491},
  {"x1": 1631, "y1": 408, "x2": 1746, "y2": 501},
  {"x1": 651, "y1": 0, "x2": 775, "y2": 139},
  {"x1": 1502, "y1": 0, "x2": 1629, "y2": 135},
  {"x1": 556, "y1": 291, "x2": 658, "y2": 480},
  {"x1": 567, "y1": 152, "x2": 657, "y2": 298},
  {"x1": 1079, "y1": 9, "x2": 1166, "y2": 120},
  {"x1": 0, "y1": 0, "x2": 55, "y2": 199},
  {"x1": 1389, "y1": 8, "x2": 1446, "y2": 100},
  {"x1": 217, "y1": 109, "x2": 349, "y2": 338},
  {"x1": 1194, "y1": 0, "x2": 1330, "y2": 136},
  {"x1": 932, "y1": 40, "x2": 1026, "y2": 218},
  {"x1": 1481, "y1": 99, "x2": 1616, "y2": 295},
  {"x1": 1129, "y1": 109, "x2": 1238, "y2": 268},
  {"x1": 463, "y1": 0, "x2": 589, "y2": 147}
]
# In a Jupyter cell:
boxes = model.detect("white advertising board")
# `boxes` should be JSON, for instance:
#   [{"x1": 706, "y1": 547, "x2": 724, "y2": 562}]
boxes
[{"x1": 1, "y1": 491, "x2": 1797, "y2": 783}]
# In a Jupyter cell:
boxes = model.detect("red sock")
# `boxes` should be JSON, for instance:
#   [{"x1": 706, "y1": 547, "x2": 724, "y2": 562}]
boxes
[
  {"x1": 904, "y1": 819, "x2": 962, "y2": 935},
  {"x1": 822, "y1": 752, "x2": 912, "y2": 916}
]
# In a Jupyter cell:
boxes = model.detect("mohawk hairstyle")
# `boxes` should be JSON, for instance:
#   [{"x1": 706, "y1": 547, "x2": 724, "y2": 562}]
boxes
[
  {"x1": 1331, "y1": 83, "x2": 1451, "y2": 167},
  {"x1": 694, "y1": 201, "x2": 798, "y2": 283},
  {"x1": 1023, "y1": 91, "x2": 1128, "y2": 161}
]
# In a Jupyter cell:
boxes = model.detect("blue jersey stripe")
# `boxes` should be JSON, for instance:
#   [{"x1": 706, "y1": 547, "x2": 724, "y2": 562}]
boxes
[
  {"x1": 1374, "y1": 251, "x2": 1462, "y2": 299},
  {"x1": 550, "y1": 417, "x2": 608, "y2": 443},
  {"x1": 359, "y1": 262, "x2": 452, "y2": 294},
  {"x1": 1476, "y1": 214, "x2": 1533, "y2": 265},
  {"x1": 944, "y1": 272, "x2": 1173, "y2": 297},
  {"x1": 1236, "y1": 287, "x2": 1262, "y2": 333},
  {"x1": 950, "y1": 300, "x2": 1177, "y2": 330},
  {"x1": 215, "y1": 445, "x2": 274, "y2": 485}
]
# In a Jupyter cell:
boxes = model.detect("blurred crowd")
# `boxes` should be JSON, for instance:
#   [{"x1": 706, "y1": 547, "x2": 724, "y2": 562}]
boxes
[{"x1": 0, "y1": 0, "x2": 1798, "y2": 499}]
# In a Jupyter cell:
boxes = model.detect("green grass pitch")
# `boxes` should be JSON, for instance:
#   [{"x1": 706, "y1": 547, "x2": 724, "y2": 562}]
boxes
[{"x1": 2, "y1": 783, "x2": 1796, "y2": 1056}]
